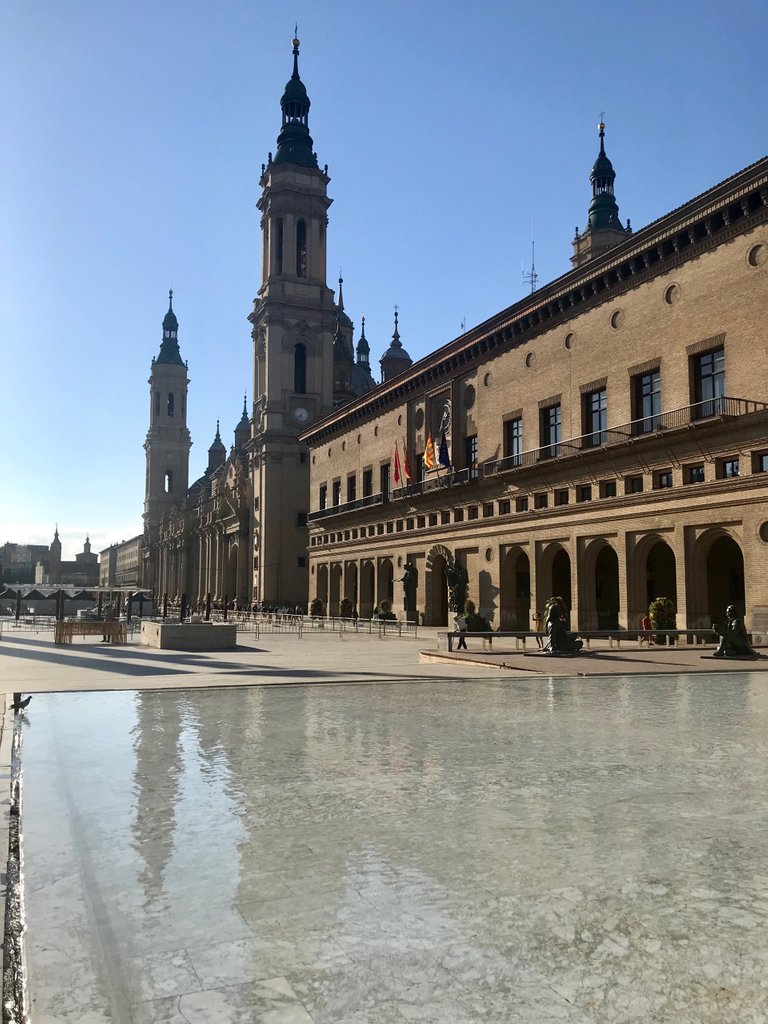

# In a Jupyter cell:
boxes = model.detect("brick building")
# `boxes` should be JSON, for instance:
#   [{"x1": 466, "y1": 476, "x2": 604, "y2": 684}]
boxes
[{"x1": 302, "y1": 143, "x2": 768, "y2": 631}]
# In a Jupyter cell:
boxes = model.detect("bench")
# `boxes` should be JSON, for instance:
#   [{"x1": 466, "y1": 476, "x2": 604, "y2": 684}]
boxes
[
  {"x1": 439, "y1": 629, "x2": 725, "y2": 653},
  {"x1": 54, "y1": 620, "x2": 128, "y2": 645}
]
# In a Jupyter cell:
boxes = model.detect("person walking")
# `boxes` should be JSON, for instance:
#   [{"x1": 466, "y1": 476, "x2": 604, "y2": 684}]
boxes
[
  {"x1": 455, "y1": 612, "x2": 468, "y2": 650},
  {"x1": 640, "y1": 612, "x2": 654, "y2": 645}
]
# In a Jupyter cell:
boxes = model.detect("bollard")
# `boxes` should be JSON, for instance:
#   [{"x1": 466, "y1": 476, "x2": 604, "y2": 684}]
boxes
[{"x1": 205, "y1": 593, "x2": 211, "y2": 621}]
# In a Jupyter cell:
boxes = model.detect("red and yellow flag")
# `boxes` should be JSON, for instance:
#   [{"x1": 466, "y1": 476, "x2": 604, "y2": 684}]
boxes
[
  {"x1": 393, "y1": 441, "x2": 402, "y2": 486},
  {"x1": 424, "y1": 433, "x2": 436, "y2": 470},
  {"x1": 402, "y1": 437, "x2": 411, "y2": 482}
]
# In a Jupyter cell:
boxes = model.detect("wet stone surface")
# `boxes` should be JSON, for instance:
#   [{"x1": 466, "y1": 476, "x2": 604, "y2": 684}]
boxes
[{"x1": 22, "y1": 675, "x2": 768, "y2": 1022}]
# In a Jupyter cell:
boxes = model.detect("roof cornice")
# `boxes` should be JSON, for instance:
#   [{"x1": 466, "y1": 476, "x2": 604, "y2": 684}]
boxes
[{"x1": 300, "y1": 156, "x2": 768, "y2": 446}]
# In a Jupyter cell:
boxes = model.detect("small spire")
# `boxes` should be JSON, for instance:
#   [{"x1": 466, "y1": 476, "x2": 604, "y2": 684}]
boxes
[
  {"x1": 338, "y1": 271, "x2": 344, "y2": 311},
  {"x1": 216, "y1": 419, "x2": 221, "y2": 439},
  {"x1": 292, "y1": 29, "x2": 300, "y2": 77},
  {"x1": 54, "y1": 524, "x2": 59, "y2": 540},
  {"x1": 242, "y1": 392, "x2": 248, "y2": 417},
  {"x1": 392, "y1": 306, "x2": 401, "y2": 345},
  {"x1": 168, "y1": 288, "x2": 174, "y2": 312},
  {"x1": 598, "y1": 116, "x2": 606, "y2": 155}
]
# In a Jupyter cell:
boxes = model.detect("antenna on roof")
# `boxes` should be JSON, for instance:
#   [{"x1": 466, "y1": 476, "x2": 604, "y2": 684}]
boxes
[{"x1": 522, "y1": 224, "x2": 538, "y2": 295}]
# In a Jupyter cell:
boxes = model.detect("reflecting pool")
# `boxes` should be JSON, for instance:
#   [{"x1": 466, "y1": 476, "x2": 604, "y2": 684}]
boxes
[{"x1": 23, "y1": 675, "x2": 768, "y2": 1022}]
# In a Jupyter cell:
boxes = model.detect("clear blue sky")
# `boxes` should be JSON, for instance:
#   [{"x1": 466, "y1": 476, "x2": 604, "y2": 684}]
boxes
[{"x1": 2, "y1": 0, "x2": 766, "y2": 558}]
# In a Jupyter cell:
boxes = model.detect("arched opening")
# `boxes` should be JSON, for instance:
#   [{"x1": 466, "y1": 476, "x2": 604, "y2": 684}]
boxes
[
  {"x1": 645, "y1": 541, "x2": 677, "y2": 610},
  {"x1": 164, "y1": 471, "x2": 173, "y2": 494},
  {"x1": 594, "y1": 545, "x2": 620, "y2": 629},
  {"x1": 226, "y1": 544, "x2": 239, "y2": 606},
  {"x1": 429, "y1": 554, "x2": 449, "y2": 626},
  {"x1": 499, "y1": 548, "x2": 530, "y2": 629},
  {"x1": 359, "y1": 560, "x2": 375, "y2": 618},
  {"x1": 329, "y1": 563, "x2": 342, "y2": 616},
  {"x1": 316, "y1": 564, "x2": 328, "y2": 610},
  {"x1": 154, "y1": 392, "x2": 160, "y2": 416},
  {"x1": 296, "y1": 219, "x2": 307, "y2": 278},
  {"x1": 276, "y1": 217, "x2": 284, "y2": 276},
  {"x1": 167, "y1": 392, "x2": 175, "y2": 417},
  {"x1": 377, "y1": 558, "x2": 394, "y2": 609},
  {"x1": 294, "y1": 343, "x2": 307, "y2": 394},
  {"x1": 344, "y1": 562, "x2": 358, "y2": 610},
  {"x1": 706, "y1": 536, "x2": 745, "y2": 624}
]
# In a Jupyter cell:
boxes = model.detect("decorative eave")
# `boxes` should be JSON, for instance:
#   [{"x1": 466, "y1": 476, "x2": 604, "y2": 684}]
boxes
[{"x1": 300, "y1": 155, "x2": 768, "y2": 447}]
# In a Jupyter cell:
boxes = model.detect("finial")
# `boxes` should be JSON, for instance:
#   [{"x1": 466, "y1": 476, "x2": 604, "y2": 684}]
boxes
[
  {"x1": 392, "y1": 306, "x2": 401, "y2": 344},
  {"x1": 292, "y1": 27, "x2": 300, "y2": 73},
  {"x1": 361, "y1": 315, "x2": 365, "y2": 333},
  {"x1": 598, "y1": 114, "x2": 606, "y2": 153},
  {"x1": 337, "y1": 270, "x2": 344, "y2": 310},
  {"x1": 242, "y1": 392, "x2": 248, "y2": 416},
  {"x1": 168, "y1": 288, "x2": 173, "y2": 310},
  {"x1": 216, "y1": 419, "x2": 221, "y2": 438}
]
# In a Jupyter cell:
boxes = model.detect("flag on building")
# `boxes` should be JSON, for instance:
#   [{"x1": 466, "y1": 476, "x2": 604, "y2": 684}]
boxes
[
  {"x1": 402, "y1": 438, "x2": 411, "y2": 482},
  {"x1": 438, "y1": 429, "x2": 451, "y2": 468},
  {"x1": 424, "y1": 433, "x2": 436, "y2": 470},
  {"x1": 393, "y1": 442, "x2": 402, "y2": 486}
]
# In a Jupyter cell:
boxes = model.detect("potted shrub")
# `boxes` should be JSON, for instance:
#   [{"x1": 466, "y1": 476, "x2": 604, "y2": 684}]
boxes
[
  {"x1": 649, "y1": 597, "x2": 676, "y2": 645},
  {"x1": 377, "y1": 599, "x2": 396, "y2": 621},
  {"x1": 339, "y1": 597, "x2": 354, "y2": 619}
]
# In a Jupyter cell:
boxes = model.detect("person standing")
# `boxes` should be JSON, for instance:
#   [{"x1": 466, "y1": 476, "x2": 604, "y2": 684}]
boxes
[
  {"x1": 532, "y1": 609, "x2": 544, "y2": 649},
  {"x1": 455, "y1": 613, "x2": 468, "y2": 650}
]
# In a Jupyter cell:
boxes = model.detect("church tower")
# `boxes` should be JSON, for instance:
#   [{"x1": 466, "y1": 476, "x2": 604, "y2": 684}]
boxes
[
  {"x1": 248, "y1": 36, "x2": 337, "y2": 604},
  {"x1": 143, "y1": 291, "x2": 192, "y2": 585},
  {"x1": 571, "y1": 121, "x2": 632, "y2": 268}
]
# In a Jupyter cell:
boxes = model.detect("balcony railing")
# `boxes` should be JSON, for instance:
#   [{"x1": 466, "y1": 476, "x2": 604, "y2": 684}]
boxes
[
  {"x1": 308, "y1": 492, "x2": 384, "y2": 522},
  {"x1": 484, "y1": 397, "x2": 768, "y2": 478}
]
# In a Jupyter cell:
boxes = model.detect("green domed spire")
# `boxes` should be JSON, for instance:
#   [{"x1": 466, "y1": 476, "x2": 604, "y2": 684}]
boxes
[
  {"x1": 587, "y1": 120, "x2": 624, "y2": 231},
  {"x1": 273, "y1": 35, "x2": 317, "y2": 168},
  {"x1": 156, "y1": 289, "x2": 185, "y2": 366}
]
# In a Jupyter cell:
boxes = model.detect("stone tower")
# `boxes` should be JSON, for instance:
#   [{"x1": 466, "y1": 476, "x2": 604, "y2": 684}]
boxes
[
  {"x1": 571, "y1": 121, "x2": 632, "y2": 268},
  {"x1": 143, "y1": 291, "x2": 192, "y2": 587},
  {"x1": 248, "y1": 36, "x2": 337, "y2": 605}
]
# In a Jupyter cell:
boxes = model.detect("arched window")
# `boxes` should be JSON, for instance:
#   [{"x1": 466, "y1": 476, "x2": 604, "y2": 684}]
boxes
[
  {"x1": 276, "y1": 218, "x2": 283, "y2": 276},
  {"x1": 167, "y1": 392, "x2": 174, "y2": 417},
  {"x1": 296, "y1": 219, "x2": 307, "y2": 278},
  {"x1": 181, "y1": 394, "x2": 186, "y2": 417},
  {"x1": 164, "y1": 471, "x2": 173, "y2": 494},
  {"x1": 154, "y1": 392, "x2": 160, "y2": 415},
  {"x1": 294, "y1": 343, "x2": 307, "y2": 394}
]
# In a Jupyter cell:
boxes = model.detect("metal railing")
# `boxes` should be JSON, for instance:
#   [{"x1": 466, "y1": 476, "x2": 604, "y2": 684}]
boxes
[
  {"x1": 308, "y1": 493, "x2": 384, "y2": 522},
  {"x1": 203, "y1": 612, "x2": 418, "y2": 639},
  {"x1": 484, "y1": 396, "x2": 768, "y2": 477}
]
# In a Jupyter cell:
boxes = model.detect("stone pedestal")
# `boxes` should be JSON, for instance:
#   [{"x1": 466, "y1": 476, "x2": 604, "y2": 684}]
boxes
[{"x1": 141, "y1": 621, "x2": 237, "y2": 651}]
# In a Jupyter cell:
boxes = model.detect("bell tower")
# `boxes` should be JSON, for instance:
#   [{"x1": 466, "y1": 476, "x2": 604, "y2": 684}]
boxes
[
  {"x1": 143, "y1": 291, "x2": 192, "y2": 587},
  {"x1": 248, "y1": 35, "x2": 336, "y2": 605},
  {"x1": 572, "y1": 120, "x2": 632, "y2": 268}
]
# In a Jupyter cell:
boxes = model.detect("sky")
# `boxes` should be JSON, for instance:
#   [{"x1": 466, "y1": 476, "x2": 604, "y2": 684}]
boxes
[{"x1": 2, "y1": 0, "x2": 766, "y2": 559}]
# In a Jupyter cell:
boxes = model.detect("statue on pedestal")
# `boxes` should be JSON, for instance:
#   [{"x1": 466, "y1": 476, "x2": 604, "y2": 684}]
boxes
[
  {"x1": 713, "y1": 605, "x2": 756, "y2": 658},
  {"x1": 399, "y1": 562, "x2": 418, "y2": 614},
  {"x1": 542, "y1": 596, "x2": 583, "y2": 655}
]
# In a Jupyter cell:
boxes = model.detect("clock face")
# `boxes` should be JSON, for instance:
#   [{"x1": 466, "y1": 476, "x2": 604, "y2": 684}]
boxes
[{"x1": 293, "y1": 406, "x2": 310, "y2": 424}]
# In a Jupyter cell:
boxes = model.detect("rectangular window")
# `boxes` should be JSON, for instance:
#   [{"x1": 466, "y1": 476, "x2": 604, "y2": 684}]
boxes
[
  {"x1": 499, "y1": 499, "x2": 511, "y2": 515},
  {"x1": 332, "y1": 480, "x2": 342, "y2": 506},
  {"x1": 535, "y1": 492, "x2": 548, "y2": 509},
  {"x1": 483, "y1": 503, "x2": 494, "y2": 518},
  {"x1": 465, "y1": 435, "x2": 478, "y2": 479},
  {"x1": 504, "y1": 417, "x2": 523, "y2": 465},
  {"x1": 692, "y1": 347, "x2": 725, "y2": 418},
  {"x1": 600, "y1": 480, "x2": 617, "y2": 498},
  {"x1": 417, "y1": 515, "x2": 425, "y2": 528},
  {"x1": 429, "y1": 513, "x2": 438, "y2": 526},
  {"x1": 583, "y1": 388, "x2": 607, "y2": 446},
  {"x1": 719, "y1": 458, "x2": 740, "y2": 479},
  {"x1": 454, "y1": 508, "x2": 464, "y2": 522},
  {"x1": 633, "y1": 369, "x2": 661, "y2": 433},
  {"x1": 441, "y1": 511, "x2": 451, "y2": 525},
  {"x1": 347, "y1": 475, "x2": 357, "y2": 503},
  {"x1": 626, "y1": 475, "x2": 643, "y2": 494},
  {"x1": 540, "y1": 404, "x2": 561, "y2": 459},
  {"x1": 516, "y1": 496, "x2": 529, "y2": 512},
  {"x1": 578, "y1": 485, "x2": 592, "y2": 502},
  {"x1": 654, "y1": 470, "x2": 673, "y2": 489},
  {"x1": 468, "y1": 505, "x2": 479, "y2": 519},
  {"x1": 414, "y1": 453, "x2": 424, "y2": 484},
  {"x1": 753, "y1": 452, "x2": 768, "y2": 473},
  {"x1": 686, "y1": 464, "x2": 705, "y2": 484},
  {"x1": 362, "y1": 469, "x2": 373, "y2": 497},
  {"x1": 380, "y1": 463, "x2": 390, "y2": 499},
  {"x1": 555, "y1": 489, "x2": 569, "y2": 506},
  {"x1": 319, "y1": 485, "x2": 327, "y2": 510}
]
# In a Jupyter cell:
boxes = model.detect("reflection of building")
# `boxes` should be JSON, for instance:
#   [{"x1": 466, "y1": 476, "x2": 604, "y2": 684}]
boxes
[
  {"x1": 302, "y1": 141, "x2": 768, "y2": 631},
  {"x1": 0, "y1": 542, "x2": 50, "y2": 584},
  {"x1": 33, "y1": 527, "x2": 100, "y2": 587}
]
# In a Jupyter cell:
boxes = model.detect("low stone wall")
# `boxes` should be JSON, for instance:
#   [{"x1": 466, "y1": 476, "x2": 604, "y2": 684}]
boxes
[{"x1": 141, "y1": 621, "x2": 237, "y2": 650}]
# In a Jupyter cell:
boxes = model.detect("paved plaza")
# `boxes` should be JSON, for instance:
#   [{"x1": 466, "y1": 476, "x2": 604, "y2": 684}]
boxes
[{"x1": 2, "y1": 630, "x2": 768, "y2": 1022}]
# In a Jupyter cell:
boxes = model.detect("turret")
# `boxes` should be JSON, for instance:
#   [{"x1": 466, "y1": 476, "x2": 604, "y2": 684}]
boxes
[
  {"x1": 571, "y1": 121, "x2": 632, "y2": 268},
  {"x1": 379, "y1": 309, "x2": 412, "y2": 383}
]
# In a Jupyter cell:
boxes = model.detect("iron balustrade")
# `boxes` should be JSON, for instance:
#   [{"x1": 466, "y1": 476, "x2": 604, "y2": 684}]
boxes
[
  {"x1": 308, "y1": 492, "x2": 384, "y2": 522},
  {"x1": 484, "y1": 397, "x2": 768, "y2": 477}
]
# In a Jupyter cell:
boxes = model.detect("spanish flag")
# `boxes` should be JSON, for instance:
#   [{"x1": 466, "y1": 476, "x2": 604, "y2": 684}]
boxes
[
  {"x1": 424, "y1": 432, "x2": 436, "y2": 470},
  {"x1": 402, "y1": 437, "x2": 412, "y2": 482},
  {"x1": 393, "y1": 441, "x2": 402, "y2": 486}
]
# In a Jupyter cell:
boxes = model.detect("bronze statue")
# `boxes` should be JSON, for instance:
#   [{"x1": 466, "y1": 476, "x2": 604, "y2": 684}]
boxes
[
  {"x1": 713, "y1": 605, "x2": 756, "y2": 658},
  {"x1": 445, "y1": 562, "x2": 468, "y2": 613},
  {"x1": 542, "y1": 597, "x2": 583, "y2": 655}
]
